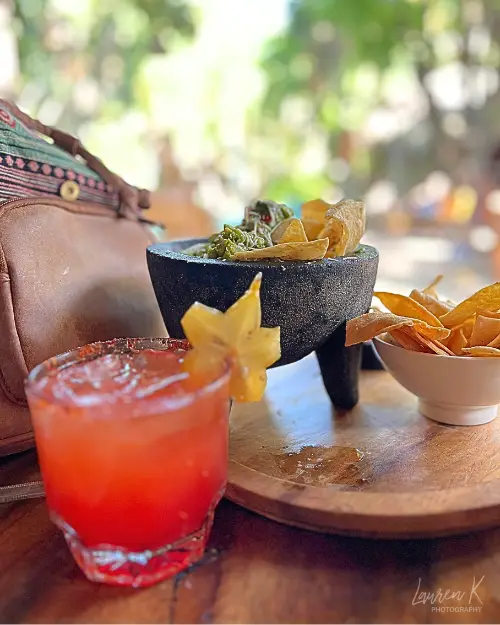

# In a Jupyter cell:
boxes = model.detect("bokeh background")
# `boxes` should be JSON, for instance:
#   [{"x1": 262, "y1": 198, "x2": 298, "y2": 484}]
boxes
[{"x1": 1, "y1": 0, "x2": 500, "y2": 300}]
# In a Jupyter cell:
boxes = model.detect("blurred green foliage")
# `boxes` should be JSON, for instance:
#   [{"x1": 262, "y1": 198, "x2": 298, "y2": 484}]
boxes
[
  {"x1": 263, "y1": 0, "x2": 425, "y2": 116},
  {"x1": 7, "y1": 0, "x2": 500, "y2": 213},
  {"x1": 258, "y1": 0, "x2": 500, "y2": 202},
  {"x1": 13, "y1": 0, "x2": 196, "y2": 127}
]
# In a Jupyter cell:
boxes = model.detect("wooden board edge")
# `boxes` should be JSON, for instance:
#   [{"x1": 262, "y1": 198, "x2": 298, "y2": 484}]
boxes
[{"x1": 228, "y1": 460, "x2": 500, "y2": 539}]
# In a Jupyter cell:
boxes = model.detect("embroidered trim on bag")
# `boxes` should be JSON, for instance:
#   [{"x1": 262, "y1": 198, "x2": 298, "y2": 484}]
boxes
[{"x1": 0, "y1": 103, "x2": 120, "y2": 208}]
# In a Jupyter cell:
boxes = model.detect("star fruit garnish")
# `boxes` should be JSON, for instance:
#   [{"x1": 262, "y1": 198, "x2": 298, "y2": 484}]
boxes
[{"x1": 181, "y1": 273, "x2": 281, "y2": 402}]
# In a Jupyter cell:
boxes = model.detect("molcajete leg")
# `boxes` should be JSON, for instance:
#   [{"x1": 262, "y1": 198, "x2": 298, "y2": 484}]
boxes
[
  {"x1": 315, "y1": 323, "x2": 362, "y2": 411},
  {"x1": 361, "y1": 341, "x2": 384, "y2": 370}
]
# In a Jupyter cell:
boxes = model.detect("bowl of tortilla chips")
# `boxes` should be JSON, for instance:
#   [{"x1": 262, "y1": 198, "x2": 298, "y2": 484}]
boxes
[
  {"x1": 147, "y1": 198, "x2": 379, "y2": 410},
  {"x1": 346, "y1": 277, "x2": 500, "y2": 426}
]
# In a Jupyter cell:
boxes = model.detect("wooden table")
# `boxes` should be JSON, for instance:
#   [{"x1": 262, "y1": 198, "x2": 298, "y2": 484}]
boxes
[{"x1": 1, "y1": 450, "x2": 500, "y2": 624}]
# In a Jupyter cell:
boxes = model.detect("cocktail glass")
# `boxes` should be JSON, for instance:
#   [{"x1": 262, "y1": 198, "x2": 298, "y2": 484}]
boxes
[{"x1": 25, "y1": 337, "x2": 230, "y2": 588}]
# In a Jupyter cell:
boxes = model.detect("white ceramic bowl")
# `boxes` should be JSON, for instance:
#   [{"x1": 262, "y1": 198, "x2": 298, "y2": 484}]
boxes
[{"x1": 372, "y1": 336, "x2": 500, "y2": 426}]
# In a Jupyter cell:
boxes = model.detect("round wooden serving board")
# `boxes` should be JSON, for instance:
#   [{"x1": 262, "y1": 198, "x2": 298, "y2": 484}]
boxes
[{"x1": 227, "y1": 355, "x2": 500, "y2": 539}]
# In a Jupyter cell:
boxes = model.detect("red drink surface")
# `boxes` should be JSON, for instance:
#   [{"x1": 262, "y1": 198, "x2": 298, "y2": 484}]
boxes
[{"x1": 29, "y1": 348, "x2": 229, "y2": 552}]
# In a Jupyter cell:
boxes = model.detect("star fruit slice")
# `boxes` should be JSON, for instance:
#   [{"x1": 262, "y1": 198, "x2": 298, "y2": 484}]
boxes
[{"x1": 181, "y1": 273, "x2": 281, "y2": 402}]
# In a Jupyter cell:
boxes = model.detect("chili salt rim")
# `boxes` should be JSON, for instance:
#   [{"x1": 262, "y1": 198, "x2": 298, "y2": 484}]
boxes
[{"x1": 24, "y1": 337, "x2": 231, "y2": 415}]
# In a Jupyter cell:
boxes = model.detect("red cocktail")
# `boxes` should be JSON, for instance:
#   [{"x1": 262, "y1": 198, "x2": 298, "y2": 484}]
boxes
[{"x1": 25, "y1": 338, "x2": 230, "y2": 588}]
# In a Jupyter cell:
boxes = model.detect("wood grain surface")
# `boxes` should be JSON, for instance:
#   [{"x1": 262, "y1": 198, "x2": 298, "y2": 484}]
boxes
[
  {"x1": 2, "y1": 362, "x2": 500, "y2": 623},
  {"x1": 2, "y1": 449, "x2": 500, "y2": 623},
  {"x1": 228, "y1": 355, "x2": 500, "y2": 538}
]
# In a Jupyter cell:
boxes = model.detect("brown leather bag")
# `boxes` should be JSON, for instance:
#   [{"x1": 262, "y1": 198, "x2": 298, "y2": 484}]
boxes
[{"x1": 0, "y1": 102, "x2": 167, "y2": 456}]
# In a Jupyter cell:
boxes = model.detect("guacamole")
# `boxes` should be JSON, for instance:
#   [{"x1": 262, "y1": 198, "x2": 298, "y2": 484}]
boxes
[{"x1": 185, "y1": 200, "x2": 294, "y2": 260}]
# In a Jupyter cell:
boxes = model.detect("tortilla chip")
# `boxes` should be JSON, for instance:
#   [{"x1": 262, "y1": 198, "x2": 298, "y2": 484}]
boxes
[
  {"x1": 488, "y1": 334, "x2": 500, "y2": 348},
  {"x1": 301, "y1": 199, "x2": 330, "y2": 223},
  {"x1": 409, "y1": 289, "x2": 453, "y2": 318},
  {"x1": 421, "y1": 337, "x2": 455, "y2": 356},
  {"x1": 477, "y1": 310, "x2": 500, "y2": 319},
  {"x1": 301, "y1": 219, "x2": 324, "y2": 241},
  {"x1": 399, "y1": 326, "x2": 455, "y2": 355},
  {"x1": 422, "y1": 275, "x2": 444, "y2": 299},
  {"x1": 380, "y1": 331, "x2": 402, "y2": 346},
  {"x1": 374, "y1": 292, "x2": 444, "y2": 327},
  {"x1": 446, "y1": 327, "x2": 468, "y2": 355},
  {"x1": 277, "y1": 218, "x2": 308, "y2": 244},
  {"x1": 232, "y1": 238, "x2": 329, "y2": 262},
  {"x1": 439, "y1": 282, "x2": 500, "y2": 327},
  {"x1": 400, "y1": 320, "x2": 450, "y2": 341},
  {"x1": 469, "y1": 315, "x2": 500, "y2": 347},
  {"x1": 317, "y1": 199, "x2": 365, "y2": 257},
  {"x1": 393, "y1": 320, "x2": 450, "y2": 342},
  {"x1": 374, "y1": 324, "x2": 454, "y2": 355},
  {"x1": 271, "y1": 217, "x2": 295, "y2": 244},
  {"x1": 347, "y1": 313, "x2": 415, "y2": 346},
  {"x1": 462, "y1": 346, "x2": 500, "y2": 357},
  {"x1": 451, "y1": 317, "x2": 475, "y2": 340},
  {"x1": 346, "y1": 312, "x2": 450, "y2": 347},
  {"x1": 389, "y1": 328, "x2": 432, "y2": 353}
]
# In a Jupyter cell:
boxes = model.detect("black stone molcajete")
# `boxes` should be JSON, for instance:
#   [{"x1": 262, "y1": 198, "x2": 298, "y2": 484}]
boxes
[{"x1": 147, "y1": 239, "x2": 379, "y2": 410}]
